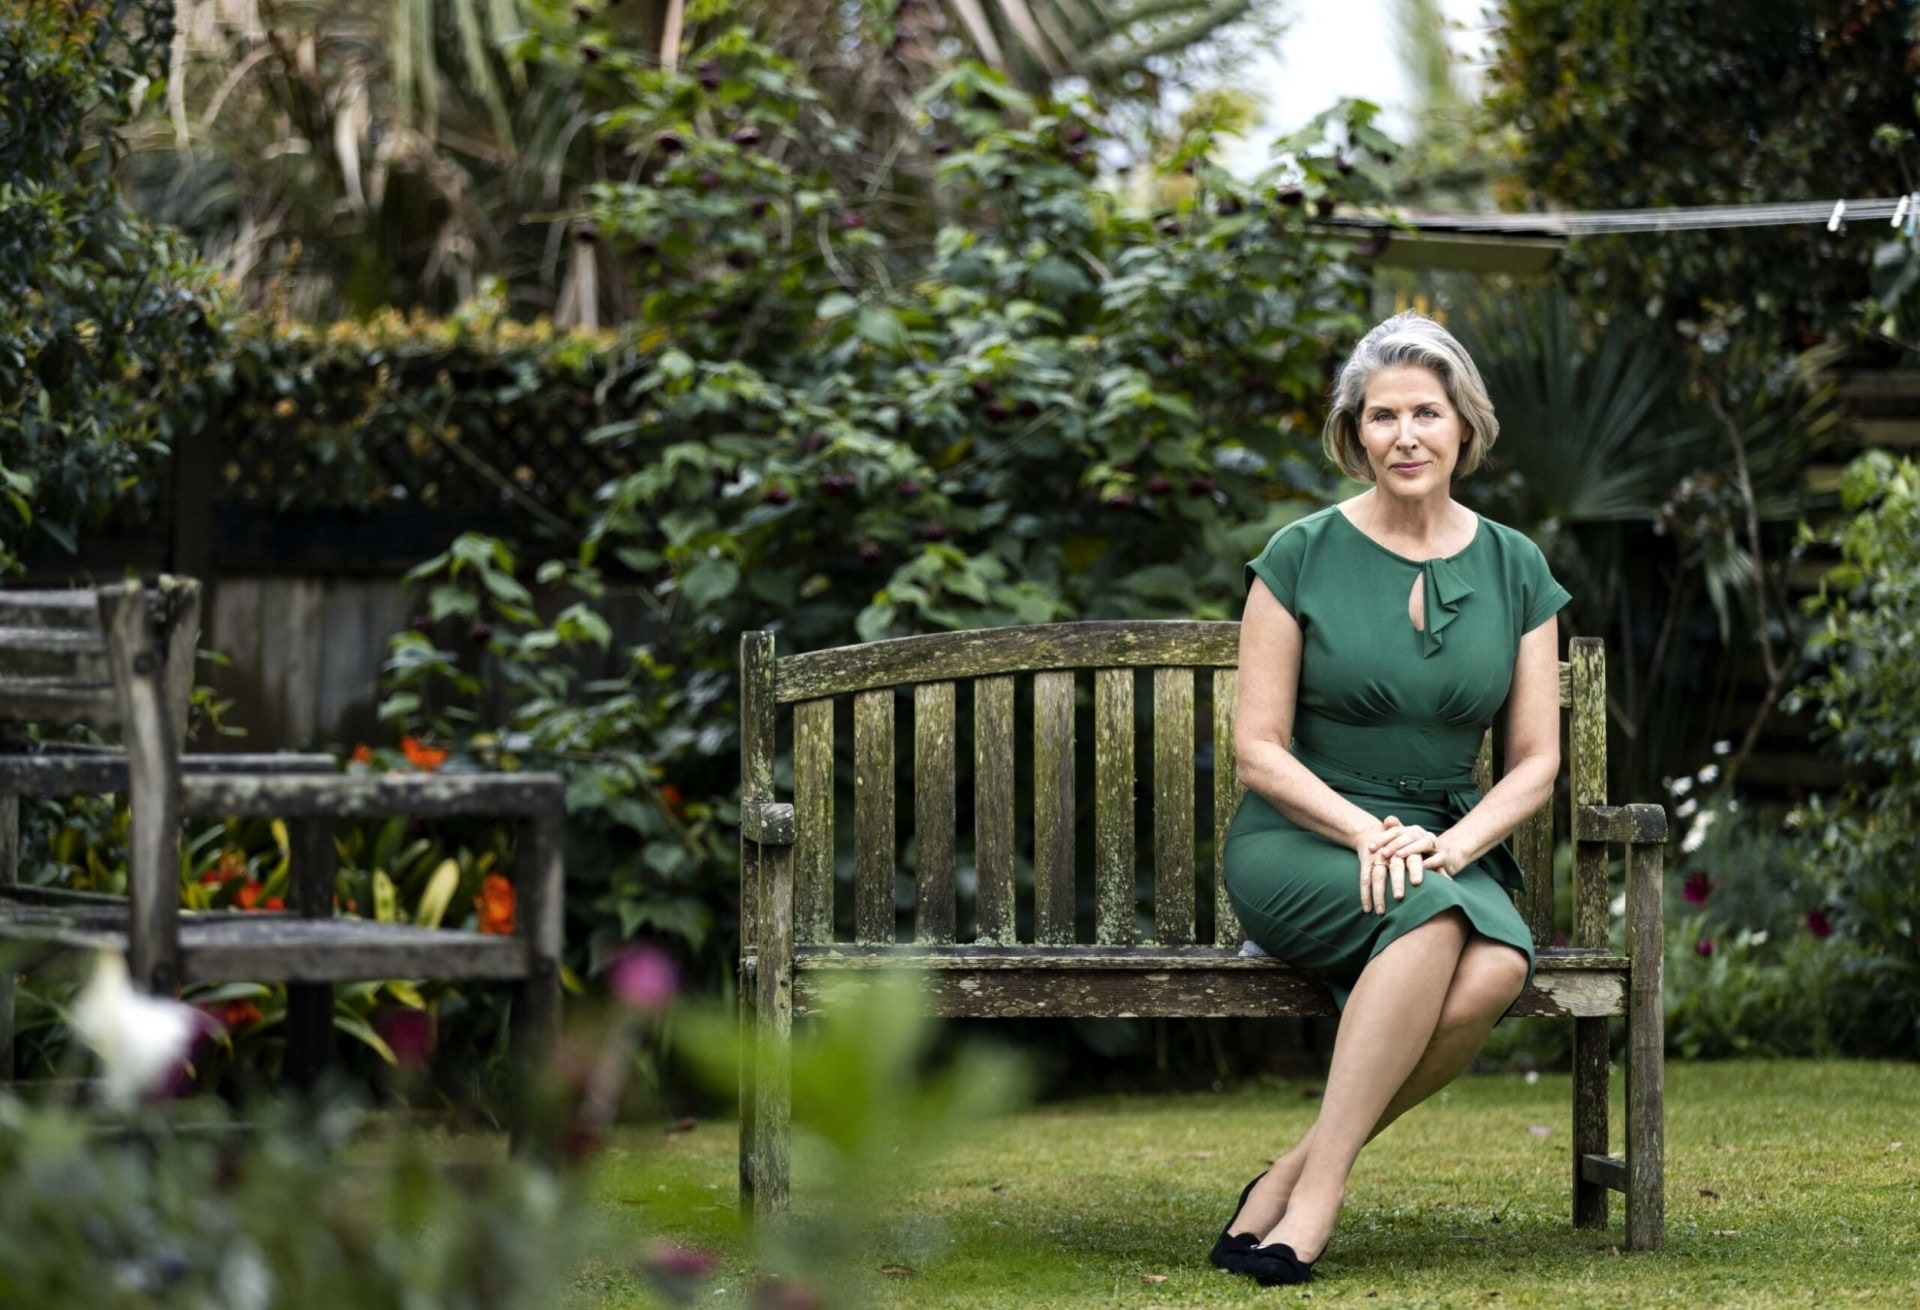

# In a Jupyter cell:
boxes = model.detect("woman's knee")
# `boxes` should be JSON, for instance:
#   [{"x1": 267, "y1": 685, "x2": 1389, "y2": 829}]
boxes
[{"x1": 1440, "y1": 941, "x2": 1529, "y2": 1028}]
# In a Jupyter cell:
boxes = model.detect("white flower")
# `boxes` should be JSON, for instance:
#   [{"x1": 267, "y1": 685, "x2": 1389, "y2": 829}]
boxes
[
  {"x1": 1525, "y1": 1070, "x2": 1540, "y2": 1085},
  {"x1": 1676, "y1": 798, "x2": 1699, "y2": 818},
  {"x1": 1610, "y1": 892, "x2": 1627, "y2": 917},
  {"x1": 1750, "y1": 931, "x2": 1768, "y2": 947},
  {"x1": 1713, "y1": 740, "x2": 1733, "y2": 755},
  {"x1": 71, "y1": 951, "x2": 198, "y2": 1109},
  {"x1": 1680, "y1": 809, "x2": 1717, "y2": 855},
  {"x1": 1697, "y1": 763, "x2": 1720, "y2": 784},
  {"x1": 1669, "y1": 776, "x2": 1694, "y2": 796},
  {"x1": 1785, "y1": 807, "x2": 1804, "y2": 828}
]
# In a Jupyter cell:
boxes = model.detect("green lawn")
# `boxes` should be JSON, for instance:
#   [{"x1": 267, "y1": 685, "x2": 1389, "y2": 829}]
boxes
[{"x1": 567, "y1": 1061, "x2": 1920, "y2": 1308}]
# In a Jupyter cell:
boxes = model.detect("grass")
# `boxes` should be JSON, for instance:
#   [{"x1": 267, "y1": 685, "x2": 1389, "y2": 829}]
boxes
[{"x1": 565, "y1": 1060, "x2": 1920, "y2": 1308}]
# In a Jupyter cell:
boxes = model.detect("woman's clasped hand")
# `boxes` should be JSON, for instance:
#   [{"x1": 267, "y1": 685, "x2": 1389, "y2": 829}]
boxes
[{"x1": 1351, "y1": 817, "x2": 1464, "y2": 914}]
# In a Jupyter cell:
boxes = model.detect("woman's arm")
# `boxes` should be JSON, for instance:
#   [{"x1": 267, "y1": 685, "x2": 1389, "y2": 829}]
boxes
[
  {"x1": 1236, "y1": 578, "x2": 1398, "y2": 857},
  {"x1": 1375, "y1": 615, "x2": 1561, "y2": 876}
]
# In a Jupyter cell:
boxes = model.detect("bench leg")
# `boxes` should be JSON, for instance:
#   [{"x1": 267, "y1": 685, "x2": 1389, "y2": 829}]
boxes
[
  {"x1": 1572, "y1": 1016, "x2": 1609, "y2": 1229},
  {"x1": 746, "y1": 840, "x2": 793, "y2": 1216},
  {"x1": 1626, "y1": 841, "x2": 1666, "y2": 1251},
  {"x1": 284, "y1": 820, "x2": 338, "y2": 1090},
  {"x1": 738, "y1": 953, "x2": 758, "y2": 1211},
  {"x1": 285, "y1": 983, "x2": 333, "y2": 1088},
  {"x1": 0, "y1": 794, "x2": 15, "y2": 1082},
  {"x1": 510, "y1": 810, "x2": 565, "y2": 1155}
]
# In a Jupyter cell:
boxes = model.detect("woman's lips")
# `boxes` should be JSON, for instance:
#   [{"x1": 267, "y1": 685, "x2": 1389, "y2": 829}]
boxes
[{"x1": 1389, "y1": 460, "x2": 1429, "y2": 474}]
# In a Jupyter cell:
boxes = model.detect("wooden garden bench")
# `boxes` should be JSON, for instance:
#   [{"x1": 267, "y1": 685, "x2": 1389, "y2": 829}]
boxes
[
  {"x1": 0, "y1": 578, "x2": 565, "y2": 1102},
  {"x1": 736, "y1": 621, "x2": 1667, "y2": 1249}
]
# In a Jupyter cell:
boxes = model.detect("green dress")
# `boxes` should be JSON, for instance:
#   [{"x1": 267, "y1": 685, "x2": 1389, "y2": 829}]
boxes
[{"x1": 1223, "y1": 503, "x2": 1571, "y2": 1008}]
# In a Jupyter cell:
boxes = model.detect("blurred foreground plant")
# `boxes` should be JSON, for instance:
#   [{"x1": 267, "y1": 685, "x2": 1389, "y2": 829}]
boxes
[{"x1": 1, "y1": 951, "x2": 1029, "y2": 1307}]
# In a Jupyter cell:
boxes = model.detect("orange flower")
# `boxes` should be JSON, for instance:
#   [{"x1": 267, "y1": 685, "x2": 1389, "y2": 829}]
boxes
[
  {"x1": 264, "y1": 897, "x2": 285, "y2": 911},
  {"x1": 221, "y1": 999, "x2": 263, "y2": 1029},
  {"x1": 350, "y1": 743, "x2": 374, "y2": 765},
  {"x1": 659, "y1": 783, "x2": 685, "y2": 817},
  {"x1": 400, "y1": 735, "x2": 448, "y2": 771},
  {"x1": 476, "y1": 873, "x2": 516, "y2": 936},
  {"x1": 235, "y1": 880, "x2": 264, "y2": 910}
]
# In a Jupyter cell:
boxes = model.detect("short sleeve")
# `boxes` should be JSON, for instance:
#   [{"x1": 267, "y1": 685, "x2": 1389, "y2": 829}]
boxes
[
  {"x1": 1245, "y1": 524, "x2": 1306, "y2": 613},
  {"x1": 1521, "y1": 542, "x2": 1573, "y2": 633}
]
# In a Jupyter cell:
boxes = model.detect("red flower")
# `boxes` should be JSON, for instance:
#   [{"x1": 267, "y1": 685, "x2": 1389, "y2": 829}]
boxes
[
  {"x1": 1694, "y1": 939, "x2": 1715, "y2": 957},
  {"x1": 349, "y1": 743, "x2": 374, "y2": 765},
  {"x1": 235, "y1": 880, "x2": 264, "y2": 910},
  {"x1": 264, "y1": 897, "x2": 284, "y2": 911},
  {"x1": 658, "y1": 783, "x2": 684, "y2": 817},
  {"x1": 476, "y1": 873, "x2": 516, "y2": 935},
  {"x1": 1806, "y1": 909, "x2": 1834, "y2": 940},
  {"x1": 1682, "y1": 870, "x2": 1715, "y2": 906},
  {"x1": 400, "y1": 735, "x2": 449, "y2": 771}
]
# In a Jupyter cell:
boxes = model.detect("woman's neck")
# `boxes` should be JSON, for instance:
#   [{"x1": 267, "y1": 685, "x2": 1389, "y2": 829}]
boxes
[{"x1": 1352, "y1": 487, "x2": 1464, "y2": 545}]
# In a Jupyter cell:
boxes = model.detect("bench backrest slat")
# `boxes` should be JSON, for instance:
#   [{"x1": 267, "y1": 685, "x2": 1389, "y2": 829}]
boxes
[
  {"x1": 0, "y1": 628, "x2": 110, "y2": 683},
  {"x1": 974, "y1": 675, "x2": 1017, "y2": 945},
  {"x1": 853, "y1": 688, "x2": 895, "y2": 945},
  {"x1": 793, "y1": 697, "x2": 835, "y2": 946},
  {"x1": 752, "y1": 622, "x2": 1585, "y2": 954},
  {"x1": 913, "y1": 682, "x2": 957, "y2": 944},
  {"x1": 1033, "y1": 670, "x2": 1076, "y2": 946},
  {"x1": 1093, "y1": 668, "x2": 1135, "y2": 946},
  {"x1": 1153, "y1": 667, "x2": 1197, "y2": 946},
  {"x1": 1212, "y1": 668, "x2": 1244, "y2": 946}
]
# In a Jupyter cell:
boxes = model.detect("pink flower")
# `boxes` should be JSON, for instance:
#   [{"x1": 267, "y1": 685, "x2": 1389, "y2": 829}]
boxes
[
  {"x1": 607, "y1": 946, "x2": 679, "y2": 1013},
  {"x1": 1681, "y1": 870, "x2": 1715, "y2": 906},
  {"x1": 1694, "y1": 939, "x2": 1715, "y2": 957},
  {"x1": 1806, "y1": 909, "x2": 1834, "y2": 940},
  {"x1": 644, "y1": 1241, "x2": 718, "y2": 1279}
]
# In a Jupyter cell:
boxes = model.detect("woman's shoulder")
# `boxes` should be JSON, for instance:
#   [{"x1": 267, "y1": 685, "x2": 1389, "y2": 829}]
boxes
[
  {"x1": 1471, "y1": 513, "x2": 1550, "y2": 562},
  {"x1": 1259, "y1": 504, "x2": 1346, "y2": 551}
]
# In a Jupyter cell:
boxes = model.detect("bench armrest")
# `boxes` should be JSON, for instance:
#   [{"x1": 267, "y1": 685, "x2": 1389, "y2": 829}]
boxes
[
  {"x1": 1572, "y1": 802, "x2": 1667, "y2": 844},
  {"x1": 742, "y1": 800, "x2": 795, "y2": 846}
]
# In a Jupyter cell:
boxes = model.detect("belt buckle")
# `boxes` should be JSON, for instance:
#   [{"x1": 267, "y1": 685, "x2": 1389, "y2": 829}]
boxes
[{"x1": 1394, "y1": 774, "x2": 1425, "y2": 792}]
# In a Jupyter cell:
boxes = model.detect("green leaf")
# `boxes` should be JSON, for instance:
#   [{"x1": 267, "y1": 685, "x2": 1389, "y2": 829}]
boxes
[{"x1": 681, "y1": 557, "x2": 741, "y2": 608}]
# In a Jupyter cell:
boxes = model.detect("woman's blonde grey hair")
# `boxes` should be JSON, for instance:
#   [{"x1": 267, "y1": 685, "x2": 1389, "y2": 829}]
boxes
[{"x1": 1322, "y1": 311, "x2": 1499, "y2": 481}]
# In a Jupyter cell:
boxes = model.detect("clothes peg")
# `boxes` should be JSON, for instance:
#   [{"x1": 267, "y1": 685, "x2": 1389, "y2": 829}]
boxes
[
  {"x1": 1893, "y1": 195, "x2": 1911, "y2": 227},
  {"x1": 1827, "y1": 199, "x2": 1847, "y2": 232}
]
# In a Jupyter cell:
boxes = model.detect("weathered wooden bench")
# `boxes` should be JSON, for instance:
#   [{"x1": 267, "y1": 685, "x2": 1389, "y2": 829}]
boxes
[
  {"x1": 0, "y1": 578, "x2": 566, "y2": 1104},
  {"x1": 737, "y1": 621, "x2": 1667, "y2": 1249}
]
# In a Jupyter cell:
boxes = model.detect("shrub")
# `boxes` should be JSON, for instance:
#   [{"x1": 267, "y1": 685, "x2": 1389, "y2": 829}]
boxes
[{"x1": 1786, "y1": 452, "x2": 1920, "y2": 1057}]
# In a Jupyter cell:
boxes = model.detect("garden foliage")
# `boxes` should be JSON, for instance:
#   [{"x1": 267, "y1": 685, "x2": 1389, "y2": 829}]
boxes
[{"x1": 0, "y1": 0, "x2": 223, "y2": 574}]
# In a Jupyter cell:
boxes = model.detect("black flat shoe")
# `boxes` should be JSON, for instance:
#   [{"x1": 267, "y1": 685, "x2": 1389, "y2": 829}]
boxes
[
  {"x1": 1207, "y1": 1171, "x2": 1268, "y2": 1272},
  {"x1": 1243, "y1": 1240, "x2": 1316, "y2": 1286}
]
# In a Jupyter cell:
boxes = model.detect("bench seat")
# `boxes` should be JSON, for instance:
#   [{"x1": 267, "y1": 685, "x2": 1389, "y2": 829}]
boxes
[{"x1": 745, "y1": 944, "x2": 1630, "y2": 1019}]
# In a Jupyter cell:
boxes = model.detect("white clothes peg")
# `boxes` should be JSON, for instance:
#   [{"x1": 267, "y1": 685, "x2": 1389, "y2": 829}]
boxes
[{"x1": 1827, "y1": 199, "x2": 1847, "y2": 232}]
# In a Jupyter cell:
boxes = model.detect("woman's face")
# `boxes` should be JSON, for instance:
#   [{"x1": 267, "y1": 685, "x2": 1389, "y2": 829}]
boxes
[{"x1": 1357, "y1": 364, "x2": 1467, "y2": 496}]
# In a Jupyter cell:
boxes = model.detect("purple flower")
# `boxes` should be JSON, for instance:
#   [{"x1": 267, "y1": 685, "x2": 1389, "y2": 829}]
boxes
[
  {"x1": 375, "y1": 1007, "x2": 436, "y2": 1070},
  {"x1": 1694, "y1": 939, "x2": 1714, "y2": 958},
  {"x1": 607, "y1": 946, "x2": 679, "y2": 1013},
  {"x1": 1682, "y1": 870, "x2": 1715, "y2": 906},
  {"x1": 1806, "y1": 909, "x2": 1834, "y2": 940}
]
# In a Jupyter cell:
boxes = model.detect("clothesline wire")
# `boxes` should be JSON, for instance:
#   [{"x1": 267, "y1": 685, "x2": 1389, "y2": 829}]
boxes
[{"x1": 1378, "y1": 196, "x2": 1915, "y2": 236}]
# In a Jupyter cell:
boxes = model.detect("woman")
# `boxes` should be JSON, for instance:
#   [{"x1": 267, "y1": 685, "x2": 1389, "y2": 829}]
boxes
[{"x1": 1211, "y1": 311, "x2": 1569, "y2": 1286}]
